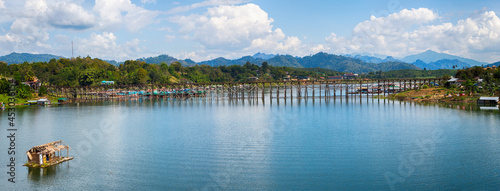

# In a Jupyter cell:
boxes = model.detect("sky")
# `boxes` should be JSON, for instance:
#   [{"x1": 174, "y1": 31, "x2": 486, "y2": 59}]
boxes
[{"x1": 0, "y1": 0, "x2": 500, "y2": 63}]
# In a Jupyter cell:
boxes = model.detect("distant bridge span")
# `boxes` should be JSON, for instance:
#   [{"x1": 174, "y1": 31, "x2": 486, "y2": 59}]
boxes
[{"x1": 46, "y1": 78, "x2": 446, "y2": 102}]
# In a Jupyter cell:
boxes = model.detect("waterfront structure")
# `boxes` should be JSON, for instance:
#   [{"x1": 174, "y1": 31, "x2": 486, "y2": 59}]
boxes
[
  {"x1": 25, "y1": 141, "x2": 73, "y2": 167},
  {"x1": 343, "y1": 73, "x2": 358, "y2": 79},
  {"x1": 101, "y1": 81, "x2": 115, "y2": 85},
  {"x1": 477, "y1": 97, "x2": 499, "y2": 105},
  {"x1": 329, "y1": 76, "x2": 343, "y2": 80},
  {"x1": 37, "y1": 98, "x2": 51, "y2": 105},
  {"x1": 44, "y1": 78, "x2": 445, "y2": 102}
]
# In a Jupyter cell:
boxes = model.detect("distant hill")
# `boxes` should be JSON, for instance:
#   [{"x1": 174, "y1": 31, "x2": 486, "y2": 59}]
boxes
[
  {"x1": 199, "y1": 52, "x2": 419, "y2": 73},
  {"x1": 2, "y1": 52, "x2": 421, "y2": 73},
  {"x1": 199, "y1": 56, "x2": 266, "y2": 66},
  {"x1": 486, "y1": 61, "x2": 500, "y2": 67},
  {"x1": 402, "y1": 50, "x2": 486, "y2": 66},
  {"x1": 351, "y1": 55, "x2": 400, "y2": 63},
  {"x1": 0, "y1": 52, "x2": 64, "y2": 64},
  {"x1": 137, "y1": 54, "x2": 196, "y2": 66},
  {"x1": 252, "y1": 52, "x2": 276, "y2": 60},
  {"x1": 412, "y1": 59, "x2": 470, "y2": 70}
]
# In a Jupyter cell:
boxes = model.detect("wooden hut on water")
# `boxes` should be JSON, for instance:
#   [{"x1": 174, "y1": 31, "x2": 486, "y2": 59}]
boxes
[
  {"x1": 25, "y1": 141, "x2": 73, "y2": 167},
  {"x1": 477, "y1": 97, "x2": 499, "y2": 105}
]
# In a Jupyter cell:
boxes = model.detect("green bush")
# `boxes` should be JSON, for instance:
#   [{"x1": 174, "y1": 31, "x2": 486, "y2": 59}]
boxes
[
  {"x1": 422, "y1": 85, "x2": 429, "y2": 89},
  {"x1": 39, "y1": 86, "x2": 47, "y2": 96}
]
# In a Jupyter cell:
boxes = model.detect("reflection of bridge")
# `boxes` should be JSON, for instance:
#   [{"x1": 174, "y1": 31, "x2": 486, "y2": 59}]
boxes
[{"x1": 46, "y1": 78, "x2": 445, "y2": 102}]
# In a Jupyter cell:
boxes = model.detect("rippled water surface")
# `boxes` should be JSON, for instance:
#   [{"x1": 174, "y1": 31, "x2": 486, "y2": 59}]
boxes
[{"x1": 1, "y1": 98, "x2": 499, "y2": 190}]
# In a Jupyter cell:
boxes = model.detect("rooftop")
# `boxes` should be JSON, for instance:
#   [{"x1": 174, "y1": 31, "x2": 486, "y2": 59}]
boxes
[{"x1": 479, "y1": 97, "x2": 499, "y2": 101}]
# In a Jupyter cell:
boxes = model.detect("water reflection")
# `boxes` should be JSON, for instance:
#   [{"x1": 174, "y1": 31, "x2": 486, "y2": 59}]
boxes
[{"x1": 27, "y1": 163, "x2": 70, "y2": 183}]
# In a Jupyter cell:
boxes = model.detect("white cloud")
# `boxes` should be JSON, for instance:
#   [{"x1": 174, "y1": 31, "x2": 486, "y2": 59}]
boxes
[
  {"x1": 141, "y1": 0, "x2": 156, "y2": 4},
  {"x1": 0, "y1": 0, "x2": 97, "y2": 55},
  {"x1": 324, "y1": 8, "x2": 500, "y2": 62},
  {"x1": 0, "y1": 0, "x2": 5, "y2": 9},
  {"x1": 165, "y1": 34, "x2": 175, "y2": 42},
  {"x1": 22, "y1": 0, "x2": 97, "y2": 30},
  {"x1": 93, "y1": 0, "x2": 160, "y2": 33},
  {"x1": 167, "y1": 0, "x2": 249, "y2": 14},
  {"x1": 76, "y1": 32, "x2": 142, "y2": 61},
  {"x1": 47, "y1": 1, "x2": 97, "y2": 30},
  {"x1": 172, "y1": 3, "x2": 310, "y2": 60}
]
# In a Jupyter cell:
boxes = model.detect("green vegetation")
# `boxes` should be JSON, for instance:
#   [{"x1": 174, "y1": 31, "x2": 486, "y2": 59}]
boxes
[
  {"x1": 0, "y1": 57, "x2": 343, "y2": 87},
  {"x1": 388, "y1": 66, "x2": 500, "y2": 103},
  {"x1": 454, "y1": 66, "x2": 500, "y2": 96}
]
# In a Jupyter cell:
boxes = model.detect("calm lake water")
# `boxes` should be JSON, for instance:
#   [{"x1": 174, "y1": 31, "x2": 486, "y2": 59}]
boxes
[{"x1": 1, "y1": 98, "x2": 499, "y2": 190}]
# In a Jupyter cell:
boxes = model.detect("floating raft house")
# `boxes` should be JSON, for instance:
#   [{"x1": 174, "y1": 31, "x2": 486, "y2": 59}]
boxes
[
  {"x1": 25, "y1": 140, "x2": 73, "y2": 168},
  {"x1": 477, "y1": 97, "x2": 499, "y2": 105}
]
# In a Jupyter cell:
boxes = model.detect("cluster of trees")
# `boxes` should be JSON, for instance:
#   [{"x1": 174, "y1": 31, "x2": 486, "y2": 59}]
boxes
[
  {"x1": 0, "y1": 57, "x2": 343, "y2": 87},
  {"x1": 0, "y1": 78, "x2": 36, "y2": 99},
  {"x1": 453, "y1": 66, "x2": 500, "y2": 95}
]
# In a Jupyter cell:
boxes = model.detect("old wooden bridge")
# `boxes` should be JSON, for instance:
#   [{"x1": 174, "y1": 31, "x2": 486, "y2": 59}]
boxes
[{"x1": 46, "y1": 78, "x2": 445, "y2": 102}]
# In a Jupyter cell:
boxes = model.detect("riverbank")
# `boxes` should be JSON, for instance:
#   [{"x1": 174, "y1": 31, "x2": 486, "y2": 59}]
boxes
[
  {"x1": 0, "y1": 94, "x2": 61, "y2": 108},
  {"x1": 384, "y1": 87, "x2": 497, "y2": 104}
]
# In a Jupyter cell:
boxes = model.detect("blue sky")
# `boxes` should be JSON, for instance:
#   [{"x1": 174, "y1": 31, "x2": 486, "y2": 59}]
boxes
[{"x1": 1, "y1": 0, "x2": 500, "y2": 63}]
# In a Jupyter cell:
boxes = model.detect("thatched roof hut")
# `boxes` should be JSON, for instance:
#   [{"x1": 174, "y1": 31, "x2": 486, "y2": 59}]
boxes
[{"x1": 26, "y1": 141, "x2": 72, "y2": 167}]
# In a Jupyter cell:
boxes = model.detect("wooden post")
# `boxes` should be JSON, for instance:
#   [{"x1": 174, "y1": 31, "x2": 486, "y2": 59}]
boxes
[
  {"x1": 345, "y1": 82, "x2": 349, "y2": 99},
  {"x1": 333, "y1": 81, "x2": 336, "y2": 98},
  {"x1": 320, "y1": 82, "x2": 322, "y2": 98},
  {"x1": 261, "y1": 83, "x2": 264, "y2": 99},
  {"x1": 284, "y1": 82, "x2": 287, "y2": 99},
  {"x1": 383, "y1": 80, "x2": 386, "y2": 97},
  {"x1": 359, "y1": 80, "x2": 362, "y2": 101},
  {"x1": 312, "y1": 82, "x2": 315, "y2": 98},
  {"x1": 269, "y1": 83, "x2": 272, "y2": 100},
  {"x1": 277, "y1": 83, "x2": 280, "y2": 99}
]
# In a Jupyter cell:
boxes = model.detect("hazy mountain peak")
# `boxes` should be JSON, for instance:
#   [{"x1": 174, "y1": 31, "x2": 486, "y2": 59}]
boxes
[
  {"x1": 402, "y1": 50, "x2": 486, "y2": 66},
  {"x1": 0, "y1": 52, "x2": 64, "y2": 64},
  {"x1": 252, "y1": 52, "x2": 276, "y2": 60}
]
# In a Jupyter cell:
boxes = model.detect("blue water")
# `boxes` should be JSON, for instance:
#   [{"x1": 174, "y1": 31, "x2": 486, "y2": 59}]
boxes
[{"x1": 1, "y1": 98, "x2": 499, "y2": 190}]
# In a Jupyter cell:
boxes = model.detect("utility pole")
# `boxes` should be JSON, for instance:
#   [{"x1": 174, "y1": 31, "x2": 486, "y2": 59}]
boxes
[{"x1": 72, "y1": 41, "x2": 74, "y2": 58}]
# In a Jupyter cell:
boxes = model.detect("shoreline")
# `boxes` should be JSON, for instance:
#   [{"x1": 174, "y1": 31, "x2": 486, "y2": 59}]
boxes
[{"x1": 383, "y1": 87, "x2": 498, "y2": 104}]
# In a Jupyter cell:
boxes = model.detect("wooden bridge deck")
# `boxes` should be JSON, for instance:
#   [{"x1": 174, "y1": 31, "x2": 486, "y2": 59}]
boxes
[{"x1": 45, "y1": 78, "x2": 445, "y2": 102}]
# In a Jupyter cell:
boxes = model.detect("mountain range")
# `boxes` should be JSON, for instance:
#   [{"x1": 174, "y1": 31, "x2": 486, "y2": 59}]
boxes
[
  {"x1": 400, "y1": 50, "x2": 487, "y2": 66},
  {"x1": 0, "y1": 52, "x2": 63, "y2": 64},
  {"x1": 350, "y1": 55, "x2": 399, "y2": 64},
  {"x1": 486, "y1": 61, "x2": 500, "y2": 67},
  {"x1": 411, "y1": 59, "x2": 471, "y2": 70},
  {"x1": 345, "y1": 50, "x2": 488, "y2": 70},
  {"x1": 1, "y1": 50, "x2": 497, "y2": 73}
]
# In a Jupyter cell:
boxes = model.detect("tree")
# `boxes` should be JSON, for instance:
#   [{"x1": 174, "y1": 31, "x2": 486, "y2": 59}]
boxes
[
  {"x1": 0, "y1": 78, "x2": 9, "y2": 94},
  {"x1": 442, "y1": 75, "x2": 451, "y2": 80},
  {"x1": 261, "y1": 62, "x2": 269, "y2": 70},
  {"x1": 135, "y1": 68, "x2": 148, "y2": 84},
  {"x1": 39, "y1": 86, "x2": 48, "y2": 96},
  {"x1": 79, "y1": 70, "x2": 97, "y2": 86},
  {"x1": 462, "y1": 79, "x2": 476, "y2": 95},
  {"x1": 16, "y1": 84, "x2": 33, "y2": 99}
]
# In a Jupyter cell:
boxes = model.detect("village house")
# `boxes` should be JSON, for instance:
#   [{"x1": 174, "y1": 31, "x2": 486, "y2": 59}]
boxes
[
  {"x1": 329, "y1": 76, "x2": 343, "y2": 80},
  {"x1": 22, "y1": 77, "x2": 42, "y2": 89},
  {"x1": 249, "y1": 76, "x2": 259, "y2": 81},
  {"x1": 343, "y1": 73, "x2": 358, "y2": 79},
  {"x1": 101, "y1": 81, "x2": 115, "y2": 85}
]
